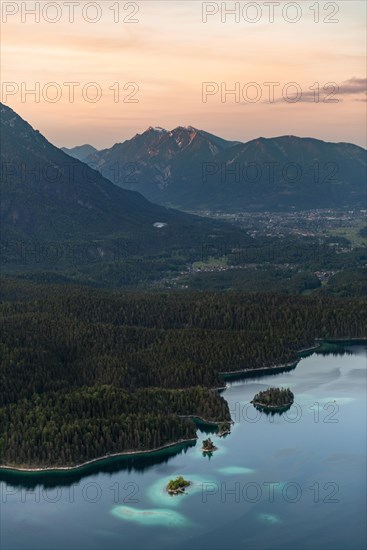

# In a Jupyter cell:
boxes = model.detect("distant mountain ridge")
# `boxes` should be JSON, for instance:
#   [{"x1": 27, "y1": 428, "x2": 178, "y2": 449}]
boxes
[
  {"x1": 61, "y1": 144, "x2": 98, "y2": 162},
  {"x1": 72, "y1": 126, "x2": 366, "y2": 211},
  {"x1": 0, "y1": 104, "x2": 253, "y2": 269},
  {"x1": 0, "y1": 104, "x2": 172, "y2": 242}
]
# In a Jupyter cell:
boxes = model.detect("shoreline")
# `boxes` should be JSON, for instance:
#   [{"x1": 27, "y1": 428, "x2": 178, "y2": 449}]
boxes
[
  {"x1": 315, "y1": 336, "x2": 367, "y2": 344},
  {"x1": 252, "y1": 401, "x2": 293, "y2": 411},
  {"x1": 218, "y1": 337, "x2": 367, "y2": 378},
  {"x1": 219, "y1": 338, "x2": 352, "y2": 376},
  {"x1": 2, "y1": 337, "x2": 364, "y2": 475},
  {"x1": 0, "y1": 438, "x2": 197, "y2": 474},
  {"x1": 219, "y1": 359, "x2": 299, "y2": 377},
  {"x1": 178, "y1": 414, "x2": 233, "y2": 426}
]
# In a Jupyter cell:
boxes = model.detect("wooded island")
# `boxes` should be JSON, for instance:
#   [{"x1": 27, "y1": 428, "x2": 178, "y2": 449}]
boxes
[
  {"x1": 166, "y1": 476, "x2": 191, "y2": 494},
  {"x1": 251, "y1": 387, "x2": 294, "y2": 411},
  {"x1": 202, "y1": 438, "x2": 217, "y2": 453}
]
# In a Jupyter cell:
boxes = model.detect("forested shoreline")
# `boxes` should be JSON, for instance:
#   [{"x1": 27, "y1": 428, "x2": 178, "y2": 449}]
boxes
[{"x1": 0, "y1": 278, "x2": 365, "y2": 468}]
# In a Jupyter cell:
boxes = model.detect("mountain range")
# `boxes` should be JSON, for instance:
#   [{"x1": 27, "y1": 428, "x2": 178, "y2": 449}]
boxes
[
  {"x1": 0, "y1": 104, "x2": 252, "y2": 271},
  {"x1": 66, "y1": 126, "x2": 366, "y2": 211}
]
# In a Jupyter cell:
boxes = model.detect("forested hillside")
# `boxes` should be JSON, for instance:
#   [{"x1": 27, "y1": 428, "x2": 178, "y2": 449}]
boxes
[{"x1": 0, "y1": 279, "x2": 365, "y2": 467}]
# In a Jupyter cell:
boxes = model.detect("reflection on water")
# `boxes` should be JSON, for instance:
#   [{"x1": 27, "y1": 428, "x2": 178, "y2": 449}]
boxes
[
  {"x1": 1, "y1": 343, "x2": 366, "y2": 550},
  {"x1": 0, "y1": 442, "x2": 196, "y2": 490}
]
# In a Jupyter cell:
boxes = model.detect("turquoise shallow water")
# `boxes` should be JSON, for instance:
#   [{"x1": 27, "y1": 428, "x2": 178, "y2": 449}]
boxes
[{"x1": 1, "y1": 344, "x2": 366, "y2": 550}]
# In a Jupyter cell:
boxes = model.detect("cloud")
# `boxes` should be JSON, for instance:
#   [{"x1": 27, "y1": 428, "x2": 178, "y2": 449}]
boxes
[
  {"x1": 340, "y1": 77, "x2": 367, "y2": 95},
  {"x1": 259, "y1": 77, "x2": 366, "y2": 104}
]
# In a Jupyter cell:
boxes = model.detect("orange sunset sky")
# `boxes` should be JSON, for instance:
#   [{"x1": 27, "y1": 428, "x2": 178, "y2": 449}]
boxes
[{"x1": 1, "y1": 1, "x2": 366, "y2": 148}]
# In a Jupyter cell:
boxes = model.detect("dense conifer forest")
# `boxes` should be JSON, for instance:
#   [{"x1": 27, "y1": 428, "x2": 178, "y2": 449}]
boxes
[{"x1": 0, "y1": 278, "x2": 365, "y2": 467}]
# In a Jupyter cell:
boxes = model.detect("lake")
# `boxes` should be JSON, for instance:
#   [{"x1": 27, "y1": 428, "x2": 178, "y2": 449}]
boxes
[{"x1": 1, "y1": 343, "x2": 366, "y2": 550}]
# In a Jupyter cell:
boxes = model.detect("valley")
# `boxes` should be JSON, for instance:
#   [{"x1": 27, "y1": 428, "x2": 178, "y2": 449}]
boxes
[{"x1": 1, "y1": 4, "x2": 366, "y2": 549}]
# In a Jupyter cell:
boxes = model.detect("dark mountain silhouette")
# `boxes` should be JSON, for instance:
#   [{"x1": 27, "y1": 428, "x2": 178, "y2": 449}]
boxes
[
  {"x1": 61, "y1": 144, "x2": 98, "y2": 162},
  {"x1": 82, "y1": 127, "x2": 366, "y2": 211},
  {"x1": 0, "y1": 104, "x2": 252, "y2": 263}
]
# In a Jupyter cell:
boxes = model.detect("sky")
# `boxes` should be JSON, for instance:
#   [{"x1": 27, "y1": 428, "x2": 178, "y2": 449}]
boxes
[{"x1": 1, "y1": 1, "x2": 366, "y2": 148}]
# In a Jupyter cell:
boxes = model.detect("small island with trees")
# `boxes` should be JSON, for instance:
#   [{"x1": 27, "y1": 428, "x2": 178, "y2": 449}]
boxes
[
  {"x1": 202, "y1": 437, "x2": 217, "y2": 453},
  {"x1": 166, "y1": 476, "x2": 191, "y2": 494},
  {"x1": 217, "y1": 422, "x2": 231, "y2": 437},
  {"x1": 251, "y1": 387, "x2": 294, "y2": 412}
]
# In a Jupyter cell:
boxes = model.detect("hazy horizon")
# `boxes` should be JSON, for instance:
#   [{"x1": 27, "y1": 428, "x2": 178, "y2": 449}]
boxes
[
  {"x1": 2, "y1": 101, "x2": 367, "y2": 151},
  {"x1": 58, "y1": 125, "x2": 366, "y2": 151},
  {"x1": 1, "y1": 1, "x2": 366, "y2": 148}
]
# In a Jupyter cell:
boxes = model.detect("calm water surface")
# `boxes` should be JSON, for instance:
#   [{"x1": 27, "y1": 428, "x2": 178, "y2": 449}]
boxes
[{"x1": 1, "y1": 344, "x2": 366, "y2": 550}]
